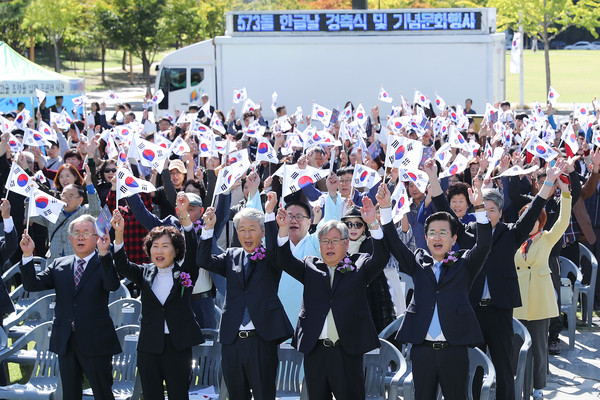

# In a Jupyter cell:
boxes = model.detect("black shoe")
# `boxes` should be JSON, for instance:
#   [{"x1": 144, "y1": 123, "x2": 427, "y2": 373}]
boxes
[{"x1": 548, "y1": 339, "x2": 561, "y2": 355}]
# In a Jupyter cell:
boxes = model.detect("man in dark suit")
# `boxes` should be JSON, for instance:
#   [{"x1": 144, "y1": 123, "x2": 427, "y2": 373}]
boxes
[
  {"x1": 380, "y1": 181, "x2": 492, "y2": 400},
  {"x1": 19, "y1": 215, "x2": 121, "y2": 400},
  {"x1": 425, "y1": 158, "x2": 560, "y2": 400},
  {"x1": 274, "y1": 195, "x2": 390, "y2": 400},
  {"x1": 0, "y1": 199, "x2": 18, "y2": 326},
  {"x1": 49, "y1": 96, "x2": 65, "y2": 113},
  {"x1": 199, "y1": 206, "x2": 293, "y2": 400}
]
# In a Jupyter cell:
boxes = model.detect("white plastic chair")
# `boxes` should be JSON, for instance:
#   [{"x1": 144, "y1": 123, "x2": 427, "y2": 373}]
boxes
[
  {"x1": 559, "y1": 256, "x2": 582, "y2": 350},
  {"x1": 577, "y1": 244, "x2": 598, "y2": 326}
]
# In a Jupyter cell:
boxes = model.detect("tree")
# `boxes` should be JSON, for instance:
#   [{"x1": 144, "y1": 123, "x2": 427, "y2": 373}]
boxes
[
  {"x1": 0, "y1": 0, "x2": 32, "y2": 54},
  {"x1": 159, "y1": 0, "x2": 205, "y2": 49},
  {"x1": 89, "y1": 0, "x2": 114, "y2": 84},
  {"x1": 105, "y1": 0, "x2": 167, "y2": 87},
  {"x1": 23, "y1": 0, "x2": 83, "y2": 72},
  {"x1": 489, "y1": 0, "x2": 600, "y2": 95}
]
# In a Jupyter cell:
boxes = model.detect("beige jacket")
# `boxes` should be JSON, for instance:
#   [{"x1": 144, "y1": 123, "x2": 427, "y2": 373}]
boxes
[{"x1": 513, "y1": 193, "x2": 572, "y2": 321}]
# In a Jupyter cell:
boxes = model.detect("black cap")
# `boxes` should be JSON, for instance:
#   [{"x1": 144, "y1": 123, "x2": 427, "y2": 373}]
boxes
[{"x1": 341, "y1": 205, "x2": 362, "y2": 220}]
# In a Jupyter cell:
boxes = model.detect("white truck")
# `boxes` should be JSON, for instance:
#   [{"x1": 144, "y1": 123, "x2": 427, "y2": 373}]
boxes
[{"x1": 154, "y1": 8, "x2": 505, "y2": 120}]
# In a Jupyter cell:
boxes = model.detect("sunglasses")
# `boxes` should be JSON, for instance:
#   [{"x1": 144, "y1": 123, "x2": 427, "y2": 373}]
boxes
[
  {"x1": 344, "y1": 221, "x2": 365, "y2": 229},
  {"x1": 104, "y1": 168, "x2": 117, "y2": 173}
]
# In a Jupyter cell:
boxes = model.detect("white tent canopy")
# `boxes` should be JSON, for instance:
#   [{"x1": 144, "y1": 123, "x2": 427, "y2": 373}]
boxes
[{"x1": 0, "y1": 41, "x2": 85, "y2": 98}]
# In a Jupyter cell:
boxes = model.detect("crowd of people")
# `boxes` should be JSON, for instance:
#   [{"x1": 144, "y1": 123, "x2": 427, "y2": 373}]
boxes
[{"x1": 0, "y1": 92, "x2": 599, "y2": 400}]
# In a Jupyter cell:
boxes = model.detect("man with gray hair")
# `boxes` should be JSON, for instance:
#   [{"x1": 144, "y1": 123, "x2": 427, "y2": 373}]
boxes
[
  {"x1": 199, "y1": 206, "x2": 293, "y2": 400},
  {"x1": 274, "y1": 194, "x2": 390, "y2": 400},
  {"x1": 425, "y1": 158, "x2": 563, "y2": 400},
  {"x1": 19, "y1": 214, "x2": 121, "y2": 400}
]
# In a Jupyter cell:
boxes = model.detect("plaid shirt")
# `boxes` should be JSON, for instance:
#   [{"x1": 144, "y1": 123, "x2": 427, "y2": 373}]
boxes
[
  {"x1": 106, "y1": 191, "x2": 152, "y2": 265},
  {"x1": 562, "y1": 215, "x2": 582, "y2": 246}
]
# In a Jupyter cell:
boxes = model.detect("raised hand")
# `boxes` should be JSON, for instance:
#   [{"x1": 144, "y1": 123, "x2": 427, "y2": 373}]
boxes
[
  {"x1": 276, "y1": 207, "x2": 290, "y2": 237},
  {"x1": 565, "y1": 155, "x2": 580, "y2": 173},
  {"x1": 556, "y1": 176, "x2": 570, "y2": 193},
  {"x1": 0, "y1": 199, "x2": 11, "y2": 219},
  {"x1": 375, "y1": 183, "x2": 392, "y2": 208},
  {"x1": 245, "y1": 171, "x2": 260, "y2": 196},
  {"x1": 546, "y1": 158, "x2": 567, "y2": 182},
  {"x1": 20, "y1": 232, "x2": 35, "y2": 258},
  {"x1": 111, "y1": 210, "x2": 125, "y2": 234},
  {"x1": 203, "y1": 207, "x2": 216, "y2": 230},
  {"x1": 468, "y1": 176, "x2": 483, "y2": 206},
  {"x1": 265, "y1": 191, "x2": 278, "y2": 214},
  {"x1": 176, "y1": 192, "x2": 190, "y2": 216},
  {"x1": 360, "y1": 197, "x2": 377, "y2": 226},
  {"x1": 83, "y1": 163, "x2": 92, "y2": 186},
  {"x1": 97, "y1": 233, "x2": 111, "y2": 256},
  {"x1": 423, "y1": 158, "x2": 437, "y2": 178},
  {"x1": 326, "y1": 173, "x2": 339, "y2": 195}
]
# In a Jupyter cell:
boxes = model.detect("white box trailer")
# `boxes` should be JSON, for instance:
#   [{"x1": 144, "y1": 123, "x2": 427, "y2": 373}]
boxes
[{"x1": 154, "y1": 8, "x2": 505, "y2": 120}]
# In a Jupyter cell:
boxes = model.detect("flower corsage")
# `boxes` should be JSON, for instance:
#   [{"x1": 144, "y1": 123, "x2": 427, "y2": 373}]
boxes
[
  {"x1": 174, "y1": 271, "x2": 193, "y2": 296},
  {"x1": 442, "y1": 251, "x2": 459, "y2": 266},
  {"x1": 250, "y1": 246, "x2": 266, "y2": 261},
  {"x1": 336, "y1": 256, "x2": 355, "y2": 273}
]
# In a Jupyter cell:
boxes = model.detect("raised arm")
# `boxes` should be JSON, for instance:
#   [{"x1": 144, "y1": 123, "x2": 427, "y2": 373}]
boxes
[
  {"x1": 513, "y1": 162, "x2": 564, "y2": 244},
  {"x1": 0, "y1": 200, "x2": 18, "y2": 263},
  {"x1": 357, "y1": 196, "x2": 390, "y2": 283},
  {"x1": 545, "y1": 179, "x2": 573, "y2": 245},
  {"x1": 176, "y1": 192, "x2": 200, "y2": 280},
  {"x1": 464, "y1": 180, "x2": 492, "y2": 278},
  {"x1": 103, "y1": 209, "x2": 144, "y2": 285},
  {"x1": 18, "y1": 231, "x2": 55, "y2": 291},
  {"x1": 196, "y1": 206, "x2": 227, "y2": 276},
  {"x1": 377, "y1": 184, "x2": 419, "y2": 275},
  {"x1": 274, "y1": 207, "x2": 307, "y2": 283}
]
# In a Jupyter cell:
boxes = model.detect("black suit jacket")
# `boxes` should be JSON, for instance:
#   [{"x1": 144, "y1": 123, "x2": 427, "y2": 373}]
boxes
[
  {"x1": 102, "y1": 229, "x2": 204, "y2": 353},
  {"x1": 432, "y1": 194, "x2": 547, "y2": 309},
  {"x1": 275, "y1": 228, "x2": 390, "y2": 356},
  {"x1": 383, "y1": 220, "x2": 492, "y2": 345},
  {"x1": 198, "y1": 238, "x2": 293, "y2": 345},
  {"x1": 19, "y1": 253, "x2": 121, "y2": 356}
]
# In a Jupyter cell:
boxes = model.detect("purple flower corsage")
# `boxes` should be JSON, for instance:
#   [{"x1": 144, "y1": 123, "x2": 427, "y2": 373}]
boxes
[
  {"x1": 174, "y1": 271, "x2": 193, "y2": 296},
  {"x1": 336, "y1": 256, "x2": 355, "y2": 273},
  {"x1": 442, "y1": 251, "x2": 459, "y2": 266},
  {"x1": 250, "y1": 246, "x2": 266, "y2": 261}
]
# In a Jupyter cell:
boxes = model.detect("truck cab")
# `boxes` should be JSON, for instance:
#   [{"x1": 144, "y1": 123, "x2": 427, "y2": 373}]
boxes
[{"x1": 154, "y1": 40, "x2": 215, "y2": 117}]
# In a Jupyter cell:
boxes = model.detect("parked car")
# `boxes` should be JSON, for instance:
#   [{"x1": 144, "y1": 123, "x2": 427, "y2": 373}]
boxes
[
  {"x1": 592, "y1": 41, "x2": 600, "y2": 49},
  {"x1": 564, "y1": 41, "x2": 597, "y2": 50}
]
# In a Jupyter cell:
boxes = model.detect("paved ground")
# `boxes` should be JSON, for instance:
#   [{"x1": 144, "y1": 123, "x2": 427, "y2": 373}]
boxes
[{"x1": 545, "y1": 314, "x2": 600, "y2": 399}]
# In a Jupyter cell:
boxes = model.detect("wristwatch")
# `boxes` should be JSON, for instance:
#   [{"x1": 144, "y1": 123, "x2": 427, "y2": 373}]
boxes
[
  {"x1": 473, "y1": 204, "x2": 485, "y2": 211},
  {"x1": 368, "y1": 221, "x2": 380, "y2": 229}
]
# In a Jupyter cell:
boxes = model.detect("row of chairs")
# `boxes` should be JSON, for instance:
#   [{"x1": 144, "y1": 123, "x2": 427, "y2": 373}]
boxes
[
  {"x1": 0, "y1": 321, "x2": 407, "y2": 400},
  {"x1": 378, "y1": 315, "x2": 533, "y2": 400}
]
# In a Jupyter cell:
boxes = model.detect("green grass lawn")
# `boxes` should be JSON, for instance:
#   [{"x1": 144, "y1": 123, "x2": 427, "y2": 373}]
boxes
[
  {"x1": 505, "y1": 50, "x2": 600, "y2": 107},
  {"x1": 34, "y1": 47, "x2": 175, "y2": 91}
]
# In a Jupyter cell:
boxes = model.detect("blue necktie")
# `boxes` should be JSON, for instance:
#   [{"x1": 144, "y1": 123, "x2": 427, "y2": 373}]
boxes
[
  {"x1": 427, "y1": 265, "x2": 442, "y2": 338},
  {"x1": 241, "y1": 254, "x2": 251, "y2": 326}
]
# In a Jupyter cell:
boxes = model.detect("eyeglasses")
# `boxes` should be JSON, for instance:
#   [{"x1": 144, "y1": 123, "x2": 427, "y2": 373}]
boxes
[
  {"x1": 426, "y1": 230, "x2": 450, "y2": 238},
  {"x1": 344, "y1": 221, "x2": 365, "y2": 229},
  {"x1": 104, "y1": 168, "x2": 117, "y2": 173},
  {"x1": 288, "y1": 214, "x2": 310, "y2": 222},
  {"x1": 319, "y1": 238, "x2": 347, "y2": 246},
  {"x1": 339, "y1": 179, "x2": 352, "y2": 184},
  {"x1": 70, "y1": 231, "x2": 97, "y2": 239},
  {"x1": 60, "y1": 192, "x2": 81, "y2": 200}
]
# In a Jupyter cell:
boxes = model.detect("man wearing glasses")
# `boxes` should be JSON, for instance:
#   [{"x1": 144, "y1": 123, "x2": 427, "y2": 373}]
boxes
[
  {"x1": 19, "y1": 215, "x2": 121, "y2": 400},
  {"x1": 274, "y1": 193, "x2": 390, "y2": 400},
  {"x1": 262, "y1": 173, "x2": 344, "y2": 327},
  {"x1": 379, "y1": 181, "x2": 492, "y2": 400}
]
